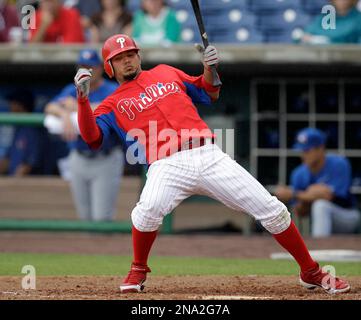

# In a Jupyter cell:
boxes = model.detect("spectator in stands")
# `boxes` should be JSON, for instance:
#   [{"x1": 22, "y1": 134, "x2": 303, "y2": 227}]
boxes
[
  {"x1": 44, "y1": 49, "x2": 124, "y2": 221},
  {"x1": 302, "y1": 0, "x2": 361, "y2": 44},
  {"x1": 89, "y1": 0, "x2": 132, "y2": 43},
  {"x1": 0, "y1": 89, "x2": 43, "y2": 176},
  {"x1": 132, "y1": 0, "x2": 181, "y2": 46},
  {"x1": 63, "y1": 0, "x2": 101, "y2": 41},
  {"x1": 275, "y1": 128, "x2": 361, "y2": 237},
  {"x1": 29, "y1": 0, "x2": 84, "y2": 43},
  {"x1": 0, "y1": 0, "x2": 20, "y2": 42}
]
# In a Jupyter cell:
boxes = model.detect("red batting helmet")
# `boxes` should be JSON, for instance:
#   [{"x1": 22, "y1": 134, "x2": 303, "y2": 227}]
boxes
[{"x1": 102, "y1": 34, "x2": 139, "y2": 78}]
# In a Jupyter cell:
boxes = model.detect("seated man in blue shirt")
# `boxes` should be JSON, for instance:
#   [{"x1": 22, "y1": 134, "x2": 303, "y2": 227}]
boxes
[
  {"x1": 45, "y1": 48, "x2": 124, "y2": 221},
  {"x1": 275, "y1": 128, "x2": 360, "y2": 237},
  {"x1": 302, "y1": 0, "x2": 361, "y2": 44},
  {"x1": 0, "y1": 89, "x2": 43, "y2": 176}
]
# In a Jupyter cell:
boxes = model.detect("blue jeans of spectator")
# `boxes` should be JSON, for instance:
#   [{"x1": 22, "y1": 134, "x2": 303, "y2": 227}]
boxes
[{"x1": 311, "y1": 199, "x2": 361, "y2": 237}]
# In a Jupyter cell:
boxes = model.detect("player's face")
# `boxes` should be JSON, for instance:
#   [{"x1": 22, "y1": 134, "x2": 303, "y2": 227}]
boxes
[
  {"x1": 111, "y1": 50, "x2": 141, "y2": 83},
  {"x1": 301, "y1": 146, "x2": 325, "y2": 167}
]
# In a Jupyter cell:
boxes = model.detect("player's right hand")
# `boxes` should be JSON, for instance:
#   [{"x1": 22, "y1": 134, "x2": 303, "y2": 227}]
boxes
[
  {"x1": 74, "y1": 68, "x2": 92, "y2": 99},
  {"x1": 195, "y1": 44, "x2": 220, "y2": 68}
]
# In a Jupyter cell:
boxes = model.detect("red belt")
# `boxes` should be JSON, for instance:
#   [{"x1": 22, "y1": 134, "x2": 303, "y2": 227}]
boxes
[{"x1": 178, "y1": 137, "x2": 215, "y2": 152}]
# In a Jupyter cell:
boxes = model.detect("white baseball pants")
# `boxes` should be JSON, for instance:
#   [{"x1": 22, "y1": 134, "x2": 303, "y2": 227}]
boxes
[{"x1": 131, "y1": 143, "x2": 290, "y2": 233}]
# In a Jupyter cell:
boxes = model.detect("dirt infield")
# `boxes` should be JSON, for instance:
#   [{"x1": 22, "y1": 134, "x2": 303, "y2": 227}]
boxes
[{"x1": 1, "y1": 275, "x2": 360, "y2": 300}]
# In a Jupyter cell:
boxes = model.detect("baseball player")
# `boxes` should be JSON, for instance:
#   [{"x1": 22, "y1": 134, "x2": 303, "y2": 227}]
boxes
[
  {"x1": 75, "y1": 34, "x2": 350, "y2": 294},
  {"x1": 276, "y1": 127, "x2": 361, "y2": 237},
  {"x1": 46, "y1": 49, "x2": 124, "y2": 221}
]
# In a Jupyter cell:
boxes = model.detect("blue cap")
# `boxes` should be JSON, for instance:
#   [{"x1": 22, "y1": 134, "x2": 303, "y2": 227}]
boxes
[
  {"x1": 77, "y1": 49, "x2": 102, "y2": 66},
  {"x1": 293, "y1": 128, "x2": 326, "y2": 151}
]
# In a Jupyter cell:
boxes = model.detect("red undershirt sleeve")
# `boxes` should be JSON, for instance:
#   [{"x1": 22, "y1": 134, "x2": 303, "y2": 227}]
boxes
[{"x1": 77, "y1": 97, "x2": 103, "y2": 149}]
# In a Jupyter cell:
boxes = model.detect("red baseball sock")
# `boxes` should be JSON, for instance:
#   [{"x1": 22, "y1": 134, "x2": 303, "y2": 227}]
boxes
[
  {"x1": 272, "y1": 221, "x2": 318, "y2": 272},
  {"x1": 132, "y1": 226, "x2": 158, "y2": 266}
]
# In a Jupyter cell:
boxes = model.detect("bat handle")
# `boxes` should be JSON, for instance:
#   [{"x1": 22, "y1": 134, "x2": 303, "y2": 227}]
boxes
[{"x1": 210, "y1": 66, "x2": 222, "y2": 87}]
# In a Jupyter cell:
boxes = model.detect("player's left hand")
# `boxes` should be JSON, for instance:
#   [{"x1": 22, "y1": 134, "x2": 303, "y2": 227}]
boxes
[
  {"x1": 195, "y1": 44, "x2": 219, "y2": 68},
  {"x1": 74, "y1": 68, "x2": 92, "y2": 99}
]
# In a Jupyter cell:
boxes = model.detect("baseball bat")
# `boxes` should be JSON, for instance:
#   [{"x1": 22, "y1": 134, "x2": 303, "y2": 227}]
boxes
[{"x1": 190, "y1": 0, "x2": 222, "y2": 87}]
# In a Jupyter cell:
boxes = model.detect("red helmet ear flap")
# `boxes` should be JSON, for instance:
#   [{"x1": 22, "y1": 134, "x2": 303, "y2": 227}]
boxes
[{"x1": 104, "y1": 60, "x2": 114, "y2": 78}]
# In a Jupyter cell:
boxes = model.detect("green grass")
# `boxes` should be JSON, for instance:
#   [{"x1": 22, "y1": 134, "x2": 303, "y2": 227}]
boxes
[{"x1": 0, "y1": 253, "x2": 360, "y2": 277}]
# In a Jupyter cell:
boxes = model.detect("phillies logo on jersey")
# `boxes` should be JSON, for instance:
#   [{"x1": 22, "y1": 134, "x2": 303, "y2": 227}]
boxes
[{"x1": 116, "y1": 82, "x2": 181, "y2": 120}]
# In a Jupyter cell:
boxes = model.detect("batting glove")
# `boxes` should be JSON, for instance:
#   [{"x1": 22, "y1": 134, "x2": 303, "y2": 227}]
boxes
[
  {"x1": 195, "y1": 44, "x2": 220, "y2": 68},
  {"x1": 74, "y1": 68, "x2": 92, "y2": 99}
]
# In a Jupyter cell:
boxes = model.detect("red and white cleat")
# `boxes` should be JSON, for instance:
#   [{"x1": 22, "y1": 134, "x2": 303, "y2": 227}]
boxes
[
  {"x1": 120, "y1": 263, "x2": 151, "y2": 293},
  {"x1": 300, "y1": 264, "x2": 351, "y2": 294}
]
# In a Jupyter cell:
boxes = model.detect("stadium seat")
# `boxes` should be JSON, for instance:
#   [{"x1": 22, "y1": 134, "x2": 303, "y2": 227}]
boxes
[
  {"x1": 249, "y1": 0, "x2": 302, "y2": 13},
  {"x1": 180, "y1": 26, "x2": 202, "y2": 43},
  {"x1": 212, "y1": 27, "x2": 264, "y2": 44},
  {"x1": 258, "y1": 9, "x2": 311, "y2": 33},
  {"x1": 168, "y1": 0, "x2": 193, "y2": 10},
  {"x1": 175, "y1": 7, "x2": 203, "y2": 44},
  {"x1": 301, "y1": 0, "x2": 329, "y2": 15},
  {"x1": 200, "y1": 0, "x2": 247, "y2": 13},
  {"x1": 201, "y1": 7, "x2": 261, "y2": 44},
  {"x1": 175, "y1": 8, "x2": 197, "y2": 27},
  {"x1": 204, "y1": 8, "x2": 257, "y2": 34},
  {"x1": 265, "y1": 28, "x2": 305, "y2": 43}
]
